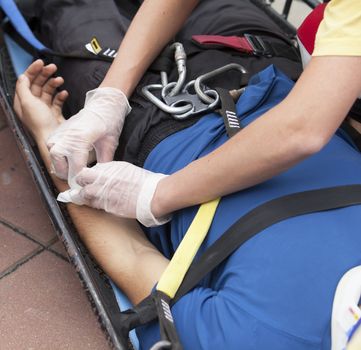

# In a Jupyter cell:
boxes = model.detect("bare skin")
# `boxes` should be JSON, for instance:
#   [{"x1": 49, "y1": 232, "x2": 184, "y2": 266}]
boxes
[
  {"x1": 45, "y1": 0, "x2": 361, "y2": 222},
  {"x1": 14, "y1": 60, "x2": 169, "y2": 305},
  {"x1": 100, "y1": 0, "x2": 199, "y2": 96},
  {"x1": 151, "y1": 56, "x2": 361, "y2": 218}
]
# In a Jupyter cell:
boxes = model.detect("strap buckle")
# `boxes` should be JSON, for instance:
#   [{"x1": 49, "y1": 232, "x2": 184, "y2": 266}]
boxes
[{"x1": 244, "y1": 34, "x2": 273, "y2": 57}]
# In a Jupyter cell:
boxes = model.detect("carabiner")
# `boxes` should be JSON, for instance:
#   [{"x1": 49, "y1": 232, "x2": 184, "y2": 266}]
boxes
[
  {"x1": 142, "y1": 84, "x2": 193, "y2": 116},
  {"x1": 168, "y1": 42, "x2": 187, "y2": 97},
  {"x1": 194, "y1": 63, "x2": 247, "y2": 104},
  {"x1": 162, "y1": 81, "x2": 220, "y2": 120},
  {"x1": 149, "y1": 340, "x2": 172, "y2": 350}
]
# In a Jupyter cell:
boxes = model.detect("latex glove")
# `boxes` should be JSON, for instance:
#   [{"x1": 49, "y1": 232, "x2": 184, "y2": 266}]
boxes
[
  {"x1": 47, "y1": 87, "x2": 131, "y2": 185},
  {"x1": 73, "y1": 161, "x2": 171, "y2": 227}
]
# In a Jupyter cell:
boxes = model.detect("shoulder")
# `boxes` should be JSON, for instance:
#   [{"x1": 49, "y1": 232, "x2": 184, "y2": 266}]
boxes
[{"x1": 313, "y1": 0, "x2": 361, "y2": 56}]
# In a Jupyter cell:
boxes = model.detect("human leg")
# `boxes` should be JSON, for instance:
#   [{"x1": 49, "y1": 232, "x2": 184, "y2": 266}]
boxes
[{"x1": 14, "y1": 60, "x2": 169, "y2": 305}]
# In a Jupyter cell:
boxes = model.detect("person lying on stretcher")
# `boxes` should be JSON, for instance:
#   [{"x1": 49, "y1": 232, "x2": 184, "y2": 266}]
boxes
[
  {"x1": 12, "y1": 0, "x2": 361, "y2": 349},
  {"x1": 14, "y1": 58, "x2": 361, "y2": 350}
]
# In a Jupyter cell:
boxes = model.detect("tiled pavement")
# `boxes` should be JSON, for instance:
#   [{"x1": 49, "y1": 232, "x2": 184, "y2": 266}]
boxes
[{"x1": 0, "y1": 115, "x2": 109, "y2": 349}]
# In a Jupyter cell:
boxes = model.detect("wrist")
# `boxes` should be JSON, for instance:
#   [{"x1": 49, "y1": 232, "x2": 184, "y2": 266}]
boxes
[
  {"x1": 85, "y1": 87, "x2": 132, "y2": 116},
  {"x1": 137, "y1": 173, "x2": 172, "y2": 227},
  {"x1": 151, "y1": 176, "x2": 172, "y2": 219}
]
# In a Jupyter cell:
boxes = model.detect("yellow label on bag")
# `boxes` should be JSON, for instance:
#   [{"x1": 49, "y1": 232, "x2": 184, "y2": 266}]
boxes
[{"x1": 91, "y1": 37, "x2": 102, "y2": 54}]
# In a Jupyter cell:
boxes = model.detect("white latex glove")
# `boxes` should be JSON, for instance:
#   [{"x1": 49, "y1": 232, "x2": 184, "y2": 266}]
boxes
[
  {"x1": 47, "y1": 87, "x2": 131, "y2": 185},
  {"x1": 72, "y1": 161, "x2": 171, "y2": 227}
]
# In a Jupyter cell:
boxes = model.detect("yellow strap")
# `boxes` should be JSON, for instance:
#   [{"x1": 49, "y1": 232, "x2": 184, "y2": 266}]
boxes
[{"x1": 156, "y1": 198, "x2": 220, "y2": 299}]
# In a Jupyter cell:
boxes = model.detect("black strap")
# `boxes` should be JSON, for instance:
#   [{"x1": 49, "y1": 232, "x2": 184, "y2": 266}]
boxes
[
  {"x1": 153, "y1": 291, "x2": 182, "y2": 350},
  {"x1": 173, "y1": 185, "x2": 361, "y2": 303},
  {"x1": 115, "y1": 184, "x2": 361, "y2": 346},
  {"x1": 216, "y1": 87, "x2": 242, "y2": 138},
  {"x1": 184, "y1": 32, "x2": 300, "y2": 62},
  {"x1": 112, "y1": 294, "x2": 157, "y2": 340},
  {"x1": 350, "y1": 99, "x2": 361, "y2": 124},
  {"x1": 341, "y1": 121, "x2": 361, "y2": 152}
]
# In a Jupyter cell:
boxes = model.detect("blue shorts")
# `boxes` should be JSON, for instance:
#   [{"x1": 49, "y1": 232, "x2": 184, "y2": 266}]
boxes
[{"x1": 136, "y1": 66, "x2": 361, "y2": 350}]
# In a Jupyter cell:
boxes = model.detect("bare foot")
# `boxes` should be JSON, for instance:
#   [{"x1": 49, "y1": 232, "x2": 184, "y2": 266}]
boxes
[{"x1": 14, "y1": 59, "x2": 68, "y2": 141}]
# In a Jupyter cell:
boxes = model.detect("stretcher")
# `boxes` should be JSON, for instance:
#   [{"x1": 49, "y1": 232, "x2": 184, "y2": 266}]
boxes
[{"x1": 0, "y1": 1, "x2": 321, "y2": 349}]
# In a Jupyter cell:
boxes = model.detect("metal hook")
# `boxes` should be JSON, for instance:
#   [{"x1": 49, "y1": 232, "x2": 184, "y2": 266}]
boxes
[
  {"x1": 168, "y1": 42, "x2": 187, "y2": 97},
  {"x1": 194, "y1": 63, "x2": 247, "y2": 104},
  {"x1": 142, "y1": 84, "x2": 193, "y2": 116},
  {"x1": 161, "y1": 81, "x2": 220, "y2": 120},
  {"x1": 149, "y1": 340, "x2": 172, "y2": 350}
]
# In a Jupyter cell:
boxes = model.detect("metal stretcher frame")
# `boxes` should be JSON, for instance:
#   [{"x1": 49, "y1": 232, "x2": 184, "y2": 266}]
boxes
[{"x1": 0, "y1": 1, "x2": 321, "y2": 349}]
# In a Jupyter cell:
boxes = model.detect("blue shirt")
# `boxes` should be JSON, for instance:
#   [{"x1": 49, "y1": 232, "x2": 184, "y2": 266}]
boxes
[{"x1": 138, "y1": 66, "x2": 361, "y2": 350}]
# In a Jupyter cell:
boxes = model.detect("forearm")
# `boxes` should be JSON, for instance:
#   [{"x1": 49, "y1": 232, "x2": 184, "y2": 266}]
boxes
[
  {"x1": 100, "y1": 0, "x2": 199, "y2": 96},
  {"x1": 35, "y1": 136, "x2": 168, "y2": 305},
  {"x1": 68, "y1": 206, "x2": 169, "y2": 305},
  {"x1": 152, "y1": 56, "x2": 361, "y2": 216},
  {"x1": 153, "y1": 103, "x2": 307, "y2": 214}
]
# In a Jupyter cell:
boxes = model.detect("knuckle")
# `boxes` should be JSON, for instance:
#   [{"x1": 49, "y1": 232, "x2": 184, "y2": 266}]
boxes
[
  {"x1": 83, "y1": 187, "x2": 95, "y2": 201},
  {"x1": 49, "y1": 145, "x2": 63, "y2": 159}
]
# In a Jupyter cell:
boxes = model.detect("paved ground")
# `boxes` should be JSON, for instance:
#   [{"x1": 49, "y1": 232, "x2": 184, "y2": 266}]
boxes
[
  {"x1": 272, "y1": 0, "x2": 312, "y2": 27},
  {"x1": 0, "y1": 120, "x2": 109, "y2": 349},
  {"x1": 0, "y1": 1, "x2": 312, "y2": 349}
]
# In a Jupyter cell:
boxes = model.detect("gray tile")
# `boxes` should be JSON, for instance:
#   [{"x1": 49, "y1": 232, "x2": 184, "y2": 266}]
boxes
[
  {"x1": 0, "y1": 251, "x2": 110, "y2": 350},
  {"x1": 0, "y1": 128, "x2": 57, "y2": 244},
  {"x1": 49, "y1": 239, "x2": 68, "y2": 259},
  {"x1": 271, "y1": 0, "x2": 313, "y2": 28},
  {"x1": 0, "y1": 108, "x2": 6, "y2": 130},
  {"x1": 0, "y1": 224, "x2": 39, "y2": 274}
]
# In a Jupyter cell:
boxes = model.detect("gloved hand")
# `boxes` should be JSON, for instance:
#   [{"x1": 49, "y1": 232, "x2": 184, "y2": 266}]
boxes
[
  {"x1": 73, "y1": 161, "x2": 172, "y2": 227},
  {"x1": 47, "y1": 87, "x2": 131, "y2": 185}
]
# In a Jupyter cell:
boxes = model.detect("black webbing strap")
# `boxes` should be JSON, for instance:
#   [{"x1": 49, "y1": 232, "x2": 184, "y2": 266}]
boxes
[
  {"x1": 185, "y1": 32, "x2": 300, "y2": 62},
  {"x1": 173, "y1": 185, "x2": 361, "y2": 303},
  {"x1": 216, "y1": 87, "x2": 242, "y2": 138},
  {"x1": 341, "y1": 121, "x2": 361, "y2": 152},
  {"x1": 350, "y1": 99, "x2": 361, "y2": 124},
  {"x1": 112, "y1": 294, "x2": 157, "y2": 340},
  {"x1": 268, "y1": 40, "x2": 300, "y2": 62},
  {"x1": 114, "y1": 184, "x2": 361, "y2": 348},
  {"x1": 153, "y1": 290, "x2": 182, "y2": 350}
]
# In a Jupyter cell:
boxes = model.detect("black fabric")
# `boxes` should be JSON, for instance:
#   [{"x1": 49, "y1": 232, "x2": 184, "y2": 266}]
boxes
[
  {"x1": 113, "y1": 185, "x2": 361, "y2": 344},
  {"x1": 112, "y1": 295, "x2": 157, "y2": 340},
  {"x1": 153, "y1": 291, "x2": 182, "y2": 349},
  {"x1": 350, "y1": 99, "x2": 361, "y2": 124},
  {"x1": 216, "y1": 87, "x2": 241, "y2": 138},
  {"x1": 33, "y1": 0, "x2": 302, "y2": 166},
  {"x1": 173, "y1": 185, "x2": 361, "y2": 303},
  {"x1": 341, "y1": 121, "x2": 361, "y2": 152}
]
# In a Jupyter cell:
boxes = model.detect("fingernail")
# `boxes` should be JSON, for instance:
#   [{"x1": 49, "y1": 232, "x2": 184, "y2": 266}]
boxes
[{"x1": 18, "y1": 75, "x2": 25, "y2": 82}]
